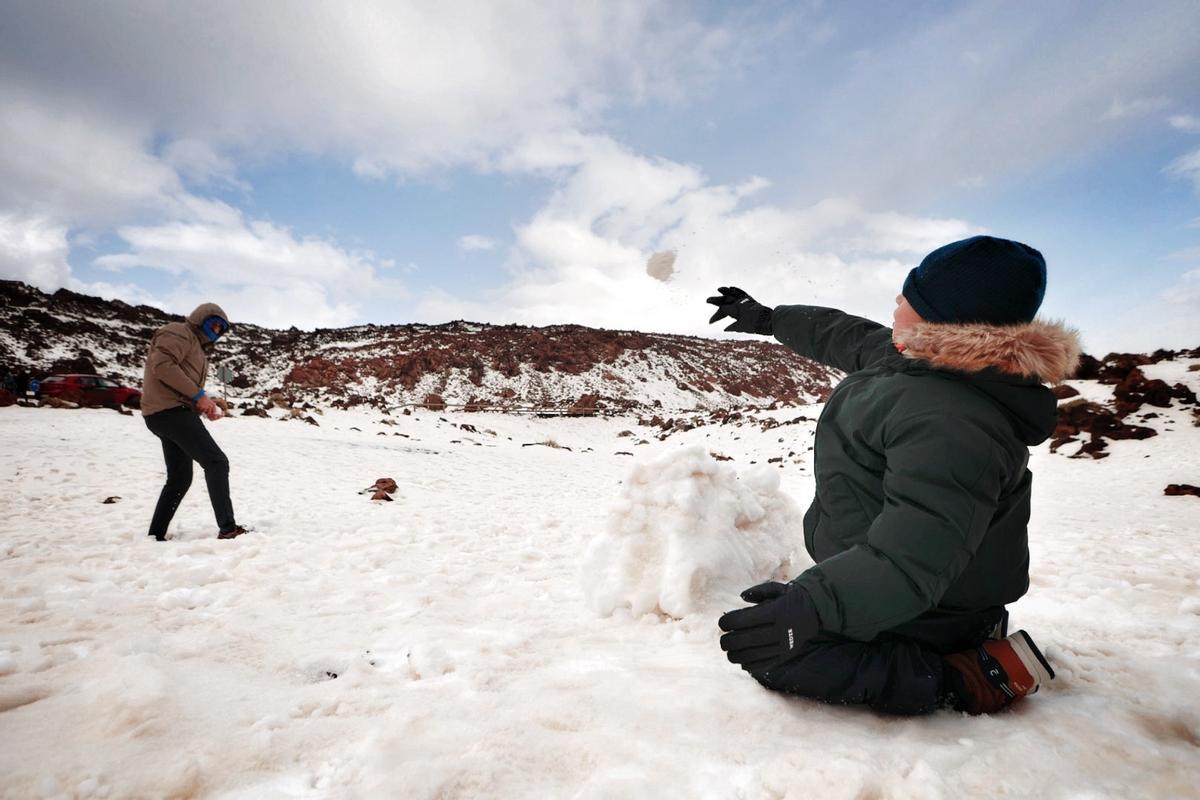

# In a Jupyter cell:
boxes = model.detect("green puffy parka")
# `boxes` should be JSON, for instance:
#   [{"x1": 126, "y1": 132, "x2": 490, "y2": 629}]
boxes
[{"x1": 773, "y1": 305, "x2": 1082, "y2": 649}]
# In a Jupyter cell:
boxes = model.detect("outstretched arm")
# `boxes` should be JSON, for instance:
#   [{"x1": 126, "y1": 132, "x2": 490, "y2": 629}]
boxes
[{"x1": 771, "y1": 304, "x2": 894, "y2": 373}]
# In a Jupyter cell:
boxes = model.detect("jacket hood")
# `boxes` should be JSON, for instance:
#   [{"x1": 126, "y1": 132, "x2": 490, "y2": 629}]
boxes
[
  {"x1": 893, "y1": 317, "x2": 1083, "y2": 446},
  {"x1": 186, "y1": 302, "x2": 230, "y2": 328},
  {"x1": 894, "y1": 317, "x2": 1083, "y2": 385}
]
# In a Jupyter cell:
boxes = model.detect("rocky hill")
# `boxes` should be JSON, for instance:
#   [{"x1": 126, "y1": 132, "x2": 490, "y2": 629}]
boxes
[{"x1": 0, "y1": 280, "x2": 842, "y2": 413}]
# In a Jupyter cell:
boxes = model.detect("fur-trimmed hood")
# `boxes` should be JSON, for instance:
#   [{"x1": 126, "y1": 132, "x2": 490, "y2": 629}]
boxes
[{"x1": 893, "y1": 317, "x2": 1083, "y2": 385}]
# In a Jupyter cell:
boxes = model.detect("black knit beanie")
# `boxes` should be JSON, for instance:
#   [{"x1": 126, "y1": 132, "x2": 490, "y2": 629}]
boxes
[{"x1": 902, "y1": 235, "x2": 1046, "y2": 325}]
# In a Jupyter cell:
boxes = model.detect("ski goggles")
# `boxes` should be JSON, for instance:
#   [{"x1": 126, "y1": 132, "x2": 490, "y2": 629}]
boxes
[{"x1": 202, "y1": 315, "x2": 230, "y2": 341}]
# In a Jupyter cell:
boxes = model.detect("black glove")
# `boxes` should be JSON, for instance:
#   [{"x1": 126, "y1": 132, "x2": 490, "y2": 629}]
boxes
[
  {"x1": 718, "y1": 581, "x2": 820, "y2": 672},
  {"x1": 706, "y1": 286, "x2": 773, "y2": 335}
]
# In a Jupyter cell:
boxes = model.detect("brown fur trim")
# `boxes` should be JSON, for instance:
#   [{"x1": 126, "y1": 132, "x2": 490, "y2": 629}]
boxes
[{"x1": 894, "y1": 317, "x2": 1084, "y2": 384}]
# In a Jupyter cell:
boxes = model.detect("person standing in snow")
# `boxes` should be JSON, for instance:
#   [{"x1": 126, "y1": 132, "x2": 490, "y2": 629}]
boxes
[
  {"x1": 708, "y1": 235, "x2": 1082, "y2": 715},
  {"x1": 140, "y1": 302, "x2": 248, "y2": 541}
]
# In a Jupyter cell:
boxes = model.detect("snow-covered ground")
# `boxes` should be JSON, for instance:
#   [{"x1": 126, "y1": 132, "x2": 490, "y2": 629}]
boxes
[{"x1": 1, "y1": 380, "x2": 1198, "y2": 799}]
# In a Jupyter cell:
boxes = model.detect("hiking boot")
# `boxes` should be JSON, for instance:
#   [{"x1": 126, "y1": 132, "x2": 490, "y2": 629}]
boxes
[
  {"x1": 942, "y1": 630, "x2": 1055, "y2": 715},
  {"x1": 217, "y1": 525, "x2": 250, "y2": 540}
]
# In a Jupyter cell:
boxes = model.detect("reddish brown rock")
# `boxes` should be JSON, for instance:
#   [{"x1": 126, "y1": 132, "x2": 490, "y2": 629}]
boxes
[
  {"x1": 48, "y1": 354, "x2": 99, "y2": 375},
  {"x1": 1094, "y1": 353, "x2": 1154, "y2": 383},
  {"x1": 1111, "y1": 368, "x2": 1198, "y2": 416},
  {"x1": 1051, "y1": 398, "x2": 1157, "y2": 459},
  {"x1": 1051, "y1": 384, "x2": 1079, "y2": 399},
  {"x1": 568, "y1": 393, "x2": 600, "y2": 416},
  {"x1": 0, "y1": 389, "x2": 15, "y2": 407},
  {"x1": 1164, "y1": 484, "x2": 1200, "y2": 497}
]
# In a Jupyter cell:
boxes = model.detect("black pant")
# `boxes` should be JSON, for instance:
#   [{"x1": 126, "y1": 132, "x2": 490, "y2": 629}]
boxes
[
  {"x1": 752, "y1": 607, "x2": 1007, "y2": 715},
  {"x1": 144, "y1": 407, "x2": 236, "y2": 537}
]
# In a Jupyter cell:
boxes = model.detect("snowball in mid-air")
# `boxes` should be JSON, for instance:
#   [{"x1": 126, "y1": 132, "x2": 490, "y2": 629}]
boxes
[
  {"x1": 581, "y1": 445, "x2": 806, "y2": 619},
  {"x1": 645, "y1": 250, "x2": 677, "y2": 282}
]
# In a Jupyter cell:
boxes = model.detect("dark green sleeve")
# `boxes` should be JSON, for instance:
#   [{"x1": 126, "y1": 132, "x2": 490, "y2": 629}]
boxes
[
  {"x1": 771, "y1": 305, "x2": 894, "y2": 373},
  {"x1": 792, "y1": 412, "x2": 1005, "y2": 641}
]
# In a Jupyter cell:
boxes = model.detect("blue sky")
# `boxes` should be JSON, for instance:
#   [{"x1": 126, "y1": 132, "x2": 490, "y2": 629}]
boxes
[{"x1": 1, "y1": 0, "x2": 1197, "y2": 354}]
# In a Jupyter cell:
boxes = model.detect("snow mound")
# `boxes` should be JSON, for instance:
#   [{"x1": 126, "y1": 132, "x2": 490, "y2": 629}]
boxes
[{"x1": 581, "y1": 444, "x2": 805, "y2": 619}]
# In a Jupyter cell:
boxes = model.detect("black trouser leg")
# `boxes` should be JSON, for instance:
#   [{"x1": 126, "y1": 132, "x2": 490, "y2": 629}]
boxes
[
  {"x1": 751, "y1": 636, "x2": 947, "y2": 716},
  {"x1": 148, "y1": 434, "x2": 193, "y2": 539},
  {"x1": 145, "y1": 408, "x2": 236, "y2": 535}
]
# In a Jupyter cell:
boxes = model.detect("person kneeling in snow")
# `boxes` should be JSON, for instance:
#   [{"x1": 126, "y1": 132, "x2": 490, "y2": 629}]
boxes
[
  {"x1": 708, "y1": 236, "x2": 1082, "y2": 715},
  {"x1": 141, "y1": 303, "x2": 249, "y2": 541}
]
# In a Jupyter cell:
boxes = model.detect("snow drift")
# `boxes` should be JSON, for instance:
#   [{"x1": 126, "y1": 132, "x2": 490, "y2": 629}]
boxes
[{"x1": 581, "y1": 444, "x2": 807, "y2": 618}]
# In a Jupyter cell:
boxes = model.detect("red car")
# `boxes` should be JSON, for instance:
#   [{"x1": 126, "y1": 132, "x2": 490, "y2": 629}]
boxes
[{"x1": 38, "y1": 374, "x2": 142, "y2": 409}]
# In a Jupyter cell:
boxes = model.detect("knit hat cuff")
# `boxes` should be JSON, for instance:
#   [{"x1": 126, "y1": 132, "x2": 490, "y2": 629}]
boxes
[{"x1": 902, "y1": 269, "x2": 946, "y2": 324}]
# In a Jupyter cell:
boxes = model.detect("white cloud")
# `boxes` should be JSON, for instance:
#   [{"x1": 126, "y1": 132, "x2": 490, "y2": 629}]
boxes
[
  {"x1": 1101, "y1": 96, "x2": 1170, "y2": 121},
  {"x1": 417, "y1": 135, "x2": 978, "y2": 334},
  {"x1": 1, "y1": 1, "x2": 1194, "y2": 345},
  {"x1": 0, "y1": 3, "x2": 742, "y2": 327},
  {"x1": 0, "y1": 3, "x2": 736, "y2": 179},
  {"x1": 1168, "y1": 114, "x2": 1200, "y2": 133},
  {"x1": 1165, "y1": 146, "x2": 1200, "y2": 192},
  {"x1": 0, "y1": 90, "x2": 188, "y2": 227},
  {"x1": 0, "y1": 214, "x2": 71, "y2": 290},
  {"x1": 162, "y1": 139, "x2": 249, "y2": 191},
  {"x1": 1167, "y1": 245, "x2": 1200, "y2": 262},
  {"x1": 458, "y1": 235, "x2": 498, "y2": 253},
  {"x1": 95, "y1": 210, "x2": 404, "y2": 328},
  {"x1": 1164, "y1": 268, "x2": 1200, "y2": 309},
  {"x1": 1110, "y1": 268, "x2": 1200, "y2": 353},
  {"x1": 0, "y1": 88, "x2": 396, "y2": 329},
  {"x1": 791, "y1": 3, "x2": 1200, "y2": 203}
]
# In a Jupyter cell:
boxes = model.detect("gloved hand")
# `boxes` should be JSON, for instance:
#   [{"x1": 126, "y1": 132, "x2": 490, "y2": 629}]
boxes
[
  {"x1": 718, "y1": 581, "x2": 820, "y2": 672},
  {"x1": 706, "y1": 287, "x2": 774, "y2": 335}
]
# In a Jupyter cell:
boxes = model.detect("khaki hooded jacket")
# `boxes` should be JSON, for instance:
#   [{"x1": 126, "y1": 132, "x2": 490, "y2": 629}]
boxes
[{"x1": 140, "y1": 303, "x2": 230, "y2": 417}]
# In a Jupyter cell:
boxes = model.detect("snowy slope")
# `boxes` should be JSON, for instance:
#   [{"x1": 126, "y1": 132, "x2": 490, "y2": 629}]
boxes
[
  {"x1": 1, "y1": 353, "x2": 1198, "y2": 798},
  {"x1": 0, "y1": 280, "x2": 839, "y2": 413}
]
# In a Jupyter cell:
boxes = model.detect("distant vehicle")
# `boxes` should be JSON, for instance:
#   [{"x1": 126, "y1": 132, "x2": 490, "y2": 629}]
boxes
[{"x1": 37, "y1": 374, "x2": 142, "y2": 409}]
